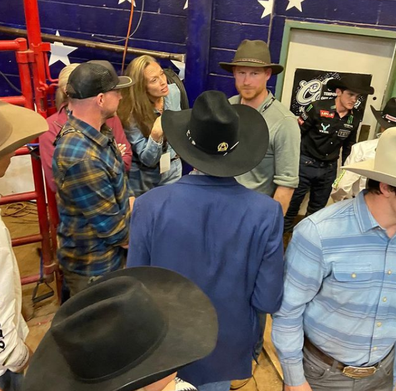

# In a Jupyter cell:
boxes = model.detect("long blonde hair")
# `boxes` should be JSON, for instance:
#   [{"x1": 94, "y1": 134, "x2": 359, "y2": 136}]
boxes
[
  {"x1": 55, "y1": 63, "x2": 80, "y2": 110},
  {"x1": 118, "y1": 55, "x2": 159, "y2": 138}
]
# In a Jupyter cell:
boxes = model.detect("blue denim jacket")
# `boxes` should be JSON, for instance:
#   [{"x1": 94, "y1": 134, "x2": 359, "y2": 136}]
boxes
[{"x1": 125, "y1": 84, "x2": 182, "y2": 196}]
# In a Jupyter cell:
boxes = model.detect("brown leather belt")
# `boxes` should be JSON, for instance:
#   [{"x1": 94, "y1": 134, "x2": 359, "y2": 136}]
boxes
[{"x1": 304, "y1": 338, "x2": 381, "y2": 379}]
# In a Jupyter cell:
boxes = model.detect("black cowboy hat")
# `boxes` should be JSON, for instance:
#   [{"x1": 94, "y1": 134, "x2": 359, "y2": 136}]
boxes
[
  {"x1": 219, "y1": 40, "x2": 284, "y2": 75},
  {"x1": 162, "y1": 90, "x2": 269, "y2": 177},
  {"x1": 370, "y1": 97, "x2": 396, "y2": 130},
  {"x1": 326, "y1": 74, "x2": 374, "y2": 95},
  {"x1": 23, "y1": 267, "x2": 218, "y2": 391}
]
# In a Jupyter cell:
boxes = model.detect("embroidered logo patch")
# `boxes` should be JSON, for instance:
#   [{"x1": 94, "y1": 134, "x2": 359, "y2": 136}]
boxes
[
  {"x1": 319, "y1": 123, "x2": 331, "y2": 133},
  {"x1": 338, "y1": 129, "x2": 351, "y2": 138},
  {"x1": 320, "y1": 110, "x2": 335, "y2": 119}
]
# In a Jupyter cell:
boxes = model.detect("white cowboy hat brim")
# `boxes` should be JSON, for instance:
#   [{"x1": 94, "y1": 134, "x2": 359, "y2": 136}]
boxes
[{"x1": 342, "y1": 159, "x2": 396, "y2": 187}]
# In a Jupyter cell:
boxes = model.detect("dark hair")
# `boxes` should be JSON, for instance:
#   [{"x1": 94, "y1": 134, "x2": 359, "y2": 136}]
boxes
[{"x1": 366, "y1": 179, "x2": 396, "y2": 194}]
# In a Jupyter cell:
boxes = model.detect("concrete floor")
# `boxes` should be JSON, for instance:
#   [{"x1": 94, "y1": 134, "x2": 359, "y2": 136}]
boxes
[{"x1": 3, "y1": 202, "x2": 283, "y2": 391}]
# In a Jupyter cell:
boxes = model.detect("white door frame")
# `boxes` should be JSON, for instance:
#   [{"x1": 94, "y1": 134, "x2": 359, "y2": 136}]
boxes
[{"x1": 275, "y1": 21, "x2": 396, "y2": 106}]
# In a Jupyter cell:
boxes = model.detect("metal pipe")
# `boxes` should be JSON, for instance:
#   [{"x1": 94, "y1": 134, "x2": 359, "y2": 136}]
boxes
[
  {"x1": 12, "y1": 234, "x2": 42, "y2": 247},
  {"x1": 0, "y1": 191, "x2": 37, "y2": 205},
  {"x1": 0, "y1": 40, "x2": 25, "y2": 51},
  {"x1": 21, "y1": 274, "x2": 40, "y2": 285},
  {"x1": 0, "y1": 96, "x2": 26, "y2": 106},
  {"x1": 0, "y1": 25, "x2": 185, "y2": 62}
]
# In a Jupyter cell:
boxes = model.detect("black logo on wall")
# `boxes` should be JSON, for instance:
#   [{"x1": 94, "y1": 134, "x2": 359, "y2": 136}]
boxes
[{"x1": 290, "y1": 69, "x2": 372, "y2": 117}]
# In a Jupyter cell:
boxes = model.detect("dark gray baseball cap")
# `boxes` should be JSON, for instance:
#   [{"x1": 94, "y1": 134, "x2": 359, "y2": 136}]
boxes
[{"x1": 66, "y1": 60, "x2": 133, "y2": 99}]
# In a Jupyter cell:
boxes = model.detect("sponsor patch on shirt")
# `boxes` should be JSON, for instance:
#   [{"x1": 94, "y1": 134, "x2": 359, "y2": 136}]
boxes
[
  {"x1": 344, "y1": 123, "x2": 354, "y2": 129},
  {"x1": 298, "y1": 117, "x2": 305, "y2": 126},
  {"x1": 338, "y1": 129, "x2": 351, "y2": 138},
  {"x1": 306, "y1": 104, "x2": 313, "y2": 112},
  {"x1": 320, "y1": 110, "x2": 335, "y2": 119},
  {"x1": 319, "y1": 123, "x2": 331, "y2": 134},
  {"x1": 301, "y1": 111, "x2": 308, "y2": 120}
]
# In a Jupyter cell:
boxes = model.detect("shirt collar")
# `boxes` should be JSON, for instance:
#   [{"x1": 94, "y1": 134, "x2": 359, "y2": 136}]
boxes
[
  {"x1": 256, "y1": 91, "x2": 274, "y2": 112},
  {"x1": 178, "y1": 175, "x2": 240, "y2": 187},
  {"x1": 67, "y1": 114, "x2": 112, "y2": 148},
  {"x1": 355, "y1": 190, "x2": 380, "y2": 233}
]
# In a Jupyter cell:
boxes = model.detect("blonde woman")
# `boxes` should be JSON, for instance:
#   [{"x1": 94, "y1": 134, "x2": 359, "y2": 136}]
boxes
[
  {"x1": 118, "y1": 55, "x2": 182, "y2": 197},
  {"x1": 40, "y1": 62, "x2": 132, "y2": 192}
]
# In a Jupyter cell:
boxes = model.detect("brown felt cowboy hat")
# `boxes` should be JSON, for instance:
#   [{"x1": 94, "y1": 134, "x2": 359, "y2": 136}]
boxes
[
  {"x1": 326, "y1": 74, "x2": 374, "y2": 96},
  {"x1": 0, "y1": 101, "x2": 48, "y2": 158},
  {"x1": 219, "y1": 40, "x2": 284, "y2": 75},
  {"x1": 371, "y1": 97, "x2": 396, "y2": 130},
  {"x1": 23, "y1": 267, "x2": 218, "y2": 391},
  {"x1": 162, "y1": 90, "x2": 269, "y2": 177},
  {"x1": 342, "y1": 127, "x2": 396, "y2": 187}
]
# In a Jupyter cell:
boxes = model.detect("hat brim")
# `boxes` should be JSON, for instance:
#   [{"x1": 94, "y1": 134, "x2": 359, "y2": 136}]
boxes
[
  {"x1": 326, "y1": 79, "x2": 374, "y2": 95},
  {"x1": 23, "y1": 267, "x2": 218, "y2": 391},
  {"x1": 0, "y1": 102, "x2": 48, "y2": 158},
  {"x1": 114, "y1": 75, "x2": 134, "y2": 89},
  {"x1": 370, "y1": 105, "x2": 396, "y2": 129},
  {"x1": 342, "y1": 159, "x2": 396, "y2": 187},
  {"x1": 219, "y1": 61, "x2": 284, "y2": 75},
  {"x1": 162, "y1": 104, "x2": 269, "y2": 177}
]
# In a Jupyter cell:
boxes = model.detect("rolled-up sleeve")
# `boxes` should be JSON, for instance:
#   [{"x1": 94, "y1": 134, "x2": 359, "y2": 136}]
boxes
[
  {"x1": 273, "y1": 116, "x2": 300, "y2": 189},
  {"x1": 125, "y1": 124, "x2": 162, "y2": 168}
]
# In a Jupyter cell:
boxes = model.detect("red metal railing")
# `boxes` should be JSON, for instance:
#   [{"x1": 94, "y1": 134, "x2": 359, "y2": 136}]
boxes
[{"x1": 0, "y1": 0, "x2": 59, "y2": 288}]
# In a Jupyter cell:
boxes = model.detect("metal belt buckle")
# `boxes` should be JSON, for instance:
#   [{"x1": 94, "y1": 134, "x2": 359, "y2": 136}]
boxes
[{"x1": 342, "y1": 365, "x2": 377, "y2": 379}]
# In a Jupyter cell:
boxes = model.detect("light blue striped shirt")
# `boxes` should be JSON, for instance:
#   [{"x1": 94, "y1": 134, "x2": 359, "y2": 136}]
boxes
[{"x1": 272, "y1": 190, "x2": 396, "y2": 386}]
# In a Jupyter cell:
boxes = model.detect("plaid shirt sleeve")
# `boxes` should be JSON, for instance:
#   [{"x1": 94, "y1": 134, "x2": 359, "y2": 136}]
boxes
[{"x1": 61, "y1": 157, "x2": 129, "y2": 246}]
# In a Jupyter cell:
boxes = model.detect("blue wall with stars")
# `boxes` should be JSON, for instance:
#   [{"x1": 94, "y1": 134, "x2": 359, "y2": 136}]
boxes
[{"x1": 0, "y1": 0, "x2": 396, "y2": 100}]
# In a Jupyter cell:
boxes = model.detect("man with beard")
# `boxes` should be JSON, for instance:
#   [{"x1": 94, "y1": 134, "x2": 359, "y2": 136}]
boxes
[
  {"x1": 53, "y1": 61, "x2": 133, "y2": 296},
  {"x1": 219, "y1": 39, "x2": 300, "y2": 214}
]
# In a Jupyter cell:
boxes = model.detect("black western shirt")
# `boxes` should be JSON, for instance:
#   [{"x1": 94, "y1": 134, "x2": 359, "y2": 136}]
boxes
[{"x1": 298, "y1": 99, "x2": 362, "y2": 163}]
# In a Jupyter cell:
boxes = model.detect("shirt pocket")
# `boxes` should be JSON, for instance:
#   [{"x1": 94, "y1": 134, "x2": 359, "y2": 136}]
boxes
[
  {"x1": 329, "y1": 263, "x2": 373, "y2": 305},
  {"x1": 333, "y1": 264, "x2": 372, "y2": 282}
]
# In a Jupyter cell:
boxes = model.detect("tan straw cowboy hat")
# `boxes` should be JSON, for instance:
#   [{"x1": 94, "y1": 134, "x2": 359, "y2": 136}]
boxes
[
  {"x1": 219, "y1": 40, "x2": 284, "y2": 75},
  {"x1": 0, "y1": 101, "x2": 48, "y2": 158},
  {"x1": 342, "y1": 127, "x2": 396, "y2": 187}
]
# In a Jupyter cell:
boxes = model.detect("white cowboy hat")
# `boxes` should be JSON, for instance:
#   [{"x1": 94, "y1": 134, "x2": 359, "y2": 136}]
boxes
[{"x1": 342, "y1": 127, "x2": 396, "y2": 187}]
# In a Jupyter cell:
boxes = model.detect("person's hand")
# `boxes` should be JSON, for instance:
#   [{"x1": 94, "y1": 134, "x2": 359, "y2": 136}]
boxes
[
  {"x1": 284, "y1": 382, "x2": 313, "y2": 391},
  {"x1": 117, "y1": 144, "x2": 127, "y2": 156},
  {"x1": 150, "y1": 116, "x2": 163, "y2": 143}
]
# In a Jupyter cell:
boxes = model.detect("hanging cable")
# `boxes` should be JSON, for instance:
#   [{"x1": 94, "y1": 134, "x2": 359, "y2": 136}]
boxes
[
  {"x1": 94, "y1": 0, "x2": 145, "y2": 44},
  {"x1": 121, "y1": 0, "x2": 135, "y2": 73},
  {"x1": 0, "y1": 70, "x2": 22, "y2": 93}
]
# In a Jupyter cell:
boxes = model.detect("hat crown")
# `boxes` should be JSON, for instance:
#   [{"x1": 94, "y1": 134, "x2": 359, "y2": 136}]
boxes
[
  {"x1": 66, "y1": 62, "x2": 118, "y2": 99},
  {"x1": 0, "y1": 110, "x2": 13, "y2": 149},
  {"x1": 233, "y1": 39, "x2": 272, "y2": 65},
  {"x1": 51, "y1": 276, "x2": 167, "y2": 382},
  {"x1": 373, "y1": 127, "x2": 396, "y2": 178},
  {"x1": 189, "y1": 91, "x2": 240, "y2": 155},
  {"x1": 382, "y1": 98, "x2": 396, "y2": 121}
]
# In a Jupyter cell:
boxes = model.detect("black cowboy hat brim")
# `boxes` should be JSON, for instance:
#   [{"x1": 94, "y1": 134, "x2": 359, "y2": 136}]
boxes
[
  {"x1": 23, "y1": 267, "x2": 218, "y2": 391},
  {"x1": 326, "y1": 79, "x2": 374, "y2": 95},
  {"x1": 370, "y1": 105, "x2": 396, "y2": 130},
  {"x1": 219, "y1": 61, "x2": 284, "y2": 75},
  {"x1": 162, "y1": 104, "x2": 269, "y2": 177}
]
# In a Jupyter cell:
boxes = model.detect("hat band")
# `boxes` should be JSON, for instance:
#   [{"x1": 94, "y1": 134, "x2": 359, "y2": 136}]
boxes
[
  {"x1": 186, "y1": 130, "x2": 239, "y2": 156},
  {"x1": 384, "y1": 113, "x2": 396, "y2": 123},
  {"x1": 233, "y1": 58, "x2": 270, "y2": 66}
]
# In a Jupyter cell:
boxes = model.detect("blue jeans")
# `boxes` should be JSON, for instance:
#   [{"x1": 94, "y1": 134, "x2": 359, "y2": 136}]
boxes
[
  {"x1": 284, "y1": 154, "x2": 337, "y2": 233},
  {"x1": 198, "y1": 381, "x2": 231, "y2": 391},
  {"x1": 0, "y1": 371, "x2": 24, "y2": 391}
]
